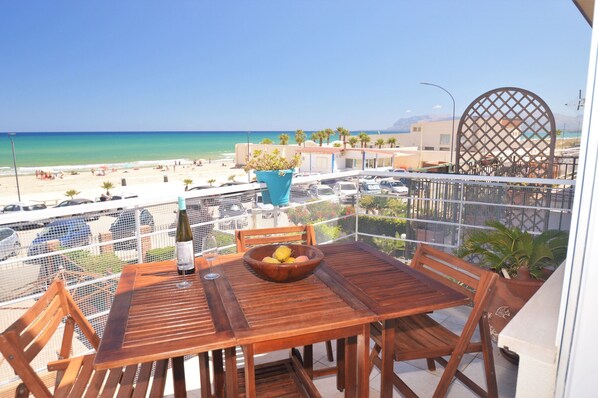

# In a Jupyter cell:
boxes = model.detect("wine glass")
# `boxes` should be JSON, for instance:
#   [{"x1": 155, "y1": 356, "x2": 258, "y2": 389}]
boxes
[
  {"x1": 203, "y1": 234, "x2": 220, "y2": 280},
  {"x1": 176, "y1": 244, "x2": 194, "y2": 289}
]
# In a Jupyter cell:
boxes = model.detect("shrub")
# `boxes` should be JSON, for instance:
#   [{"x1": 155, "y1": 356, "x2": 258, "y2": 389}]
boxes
[
  {"x1": 146, "y1": 247, "x2": 175, "y2": 262},
  {"x1": 65, "y1": 251, "x2": 124, "y2": 274},
  {"x1": 315, "y1": 224, "x2": 342, "y2": 243}
]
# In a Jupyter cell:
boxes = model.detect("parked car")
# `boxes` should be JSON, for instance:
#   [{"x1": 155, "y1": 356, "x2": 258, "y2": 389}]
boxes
[
  {"x1": 1, "y1": 201, "x2": 48, "y2": 229},
  {"x1": 219, "y1": 182, "x2": 255, "y2": 203},
  {"x1": 308, "y1": 184, "x2": 339, "y2": 203},
  {"x1": 188, "y1": 185, "x2": 221, "y2": 206},
  {"x1": 54, "y1": 198, "x2": 100, "y2": 221},
  {"x1": 28, "y1": 217, "x2": 92, "y2": 257},
  {"x1": 109, "y1": 208, "x2": 154, "y2": 250},
  {"x1": 252, "y1": 193, "x2": 274, "y2": 218},
  {"x1": 290, "y1": 186, "x2": 311, "y2": 204},
  {"x1": 380, "y1": 179, "x2": 409, "y2": 195},
  {"x1": 360, "y1": 181, "x2": 382, "y2": 195},
  {"x1": 332, "y1": 182, "x2": 358, "y2": 204},
  {"x1": 218, "y1": 198, "x2": 248, "y2": 230},
  {"x1": 0, "y1": 227, "x2": 20, "y2": 260}
]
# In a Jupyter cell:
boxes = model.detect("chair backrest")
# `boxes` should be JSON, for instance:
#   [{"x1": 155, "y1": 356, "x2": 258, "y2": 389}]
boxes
[
  {"x1": 411, "y1": 243, "x2": 498, "y2": 337},
  {"x1": 0, "y1": 280, "x2": 99, "y2": 397},
  {"x1": 235, "y1": 225, "x2": 316, "y2": 252}
]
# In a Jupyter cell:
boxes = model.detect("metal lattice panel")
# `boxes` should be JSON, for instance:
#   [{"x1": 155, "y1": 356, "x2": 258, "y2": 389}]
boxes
[{"x1": 456, "y1": 87, "x2": 556, "y2": 178}]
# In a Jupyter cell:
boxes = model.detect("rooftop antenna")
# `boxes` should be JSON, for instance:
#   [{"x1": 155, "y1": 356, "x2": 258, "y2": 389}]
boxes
[{"x1": 566, "y1": 89, "x2": 585, "y2": 111}]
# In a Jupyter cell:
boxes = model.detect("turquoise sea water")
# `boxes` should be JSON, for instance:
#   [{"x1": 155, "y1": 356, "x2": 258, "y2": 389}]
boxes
[{"x1": 0, "y1": 131, "x2": 294, "y2": 175}]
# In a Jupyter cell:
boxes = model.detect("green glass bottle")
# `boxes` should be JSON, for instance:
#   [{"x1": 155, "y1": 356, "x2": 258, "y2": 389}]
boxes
[{"x1": 176, "y1": 197, "x2": 195, "y2": 275}]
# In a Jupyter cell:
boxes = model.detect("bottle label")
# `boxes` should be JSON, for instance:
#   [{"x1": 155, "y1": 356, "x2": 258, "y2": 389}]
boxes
[{"x1": 176, "y1": 241, "x2": 194, "y2": 271}]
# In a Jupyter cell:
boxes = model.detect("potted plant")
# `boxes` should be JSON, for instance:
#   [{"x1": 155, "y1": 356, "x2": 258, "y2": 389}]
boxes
[
  {"x1": 244, "y1": 149, "x2": 301, "y2": 206},
  {"x1": 455, "y1": 220, "x2": 568, "y2": 360}
]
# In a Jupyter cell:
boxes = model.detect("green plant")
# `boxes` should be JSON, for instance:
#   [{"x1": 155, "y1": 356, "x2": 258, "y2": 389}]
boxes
[
  {"x1": 373, "y1": 233, "x2": 406, "y2": 257},
  {"x1": 64, "y1": 189, "x2": 80, "y2": 199},
  {"x1": 314, "y1": 224, "x2": 342, "y2": 243},
  {"x1": 279, "y1": 133, "x2": 289, "y2": 145},
  {"x1": 261, "y1": 138, "x2": 273, "y2": 145},
  {"x1": 65, "y1": 251, "x2": 124, "y2": 274},
  {"x1": 146, "y1": 247, "x2": 175, "y2": 262},
  {"x1": 295, "y1": 129, "x2": 306, "y2": 146},
  {"x1": 101, "y1": 181, "x2": 115, "y2": 196},
  {"x1": 455, "y1": 220, "x2": 569, "y2": 279},
  {"x1": 208, "y1": 179, "x2": 216, "y2": 186},
  {"x1": 183, "y1": 178, "x2": 193, "y2": 190},
  {"x1": 227, "y1": 175, "x2": 236, "y2": 182},
  {"x1": 244, "y1": 149, "x2": 301, "y2": 171}
]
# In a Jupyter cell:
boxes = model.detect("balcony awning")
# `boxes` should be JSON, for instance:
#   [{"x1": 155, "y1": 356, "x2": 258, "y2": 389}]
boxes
[{"x1": 573, "y1": 0, "x2": 594, "y2": 26}]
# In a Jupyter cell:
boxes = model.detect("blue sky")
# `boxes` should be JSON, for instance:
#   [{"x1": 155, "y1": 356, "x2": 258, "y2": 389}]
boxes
[{"x1": 0, "y1": 1, "x2": 591, "y2": 131}]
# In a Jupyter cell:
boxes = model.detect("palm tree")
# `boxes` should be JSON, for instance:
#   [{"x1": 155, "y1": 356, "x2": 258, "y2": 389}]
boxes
[
  {"x1": 279, "y1": 133, "x2": 290, "y2": 145},
  {"x1": 228, "y1": 175, "x2": 236, "y2": 182},
  {"x1": 348, "y1": 137, "x2": 359, "y2": 148},
  {"x1": 337, "y1": 127, "x2": 351, "y2": 148},
  {"x1": 358, "y1": 132, "x2": 371, "y2": 148},
  {"x1": 207, "y1": 179, "x2": 216, "y2": 186},
  {"x1": 375, "y1": 138, "x2": 385, "y2": 148},
  {"x1": 324, "y1": 128, "x2": 334, "y2": 145},
  {"x1": 101, "y1": 181, "x2": 114, "y2": 196},
  {"x1": 295, "y1": 129, "x2": 306, "y2": 147},
  {"x1": 64, "y1": 189, "x2": 80, "y2": 199},
  {"x1": 261, "y1": 138, "x2": 273, "y2": 145},
  {"x1": 183, "y1": 178, "x2": 193, "y2": 191},
  {"x1": 311, "y1": 131, "x2": 325, "y2": 146},
  {"x1": 455, "y1": 220, "x2": 569, "y2": 279},
  {"x1": 387, "y1": 137, "x2": 397, "y2": 148}
]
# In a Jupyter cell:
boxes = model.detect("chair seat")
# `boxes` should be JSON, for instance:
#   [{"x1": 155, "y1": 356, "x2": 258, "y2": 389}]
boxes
[
  {"x1": 371, "y1": 313, "x2": 484, "y2": 362},
  {"x1": 49, "y1": 354, "x2": 168, "y2": 398},
  {"x1": 237, "y1": 358, "x2": 321, "y2": 398}
]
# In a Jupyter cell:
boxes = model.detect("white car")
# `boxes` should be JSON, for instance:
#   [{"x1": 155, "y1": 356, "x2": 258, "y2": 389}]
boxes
[
  {"x1": 309, "y1": 184, "x2": 339, "y2": 203},
  {"x1": 380, "y1": 179, "x2": 409, "y2": 196},
  {"x1": 0, "y1": 227, "x2": 20, "y2": 260},
  {"x1": 332, "y1": 182, "x2": 358, "y2": 204},
  {"x1": 1, "y1": 201, "x2": 48, "y2": 229}
]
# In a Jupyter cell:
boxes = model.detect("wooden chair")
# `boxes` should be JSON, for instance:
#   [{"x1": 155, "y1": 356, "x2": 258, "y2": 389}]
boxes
[
  {"x1": 235, "y1": 225, "x2": 337, "y2": 377},
  {"x1": 0, "y1": 279, "x2": 169, "y2": 397},
  {"x1": 369, "y1": 244, "x2": 499, "y2": 398},
  {"x1": 235, "y1": 225, "x2": 316, "y2": 252}
]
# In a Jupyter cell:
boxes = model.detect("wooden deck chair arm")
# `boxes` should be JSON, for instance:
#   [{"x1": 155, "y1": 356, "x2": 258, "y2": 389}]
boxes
[
  {"x1": 64, "y1": 290, "x2": 101, "y2": 349},
  {"x1": 0, "y1": 333, "x2": 53, "y2": 398}
]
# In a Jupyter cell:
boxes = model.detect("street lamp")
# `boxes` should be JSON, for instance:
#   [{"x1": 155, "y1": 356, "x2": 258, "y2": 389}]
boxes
[
  {"x1": 8, "y1": 132, "x2": 21, "y2": 201},
  {"x1": 246, "y1": 131, "x2": 251, "y2": 182},
  {"x1": 420, "y1": 82, "x2": 456, "y2": 170}
]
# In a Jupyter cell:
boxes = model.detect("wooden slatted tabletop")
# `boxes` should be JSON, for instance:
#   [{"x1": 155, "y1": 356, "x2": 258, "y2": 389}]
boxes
[
  {"x1": 94, "y1": 242, "x2": 469, "y2": 398},
  {"x1": 95, "y1": 261, "x2": 237, "y2": 370}
]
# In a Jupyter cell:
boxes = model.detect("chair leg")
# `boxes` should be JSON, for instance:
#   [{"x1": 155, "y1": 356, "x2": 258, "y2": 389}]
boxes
[
  {"x1": 426, "y1": 358, "x2": 436, "y2": 371},
  {"x1": 368, "y1": 343, "x2": 382, "y2": 374},
  {"x1": 325, "y1": 340, "x2": 334, "y2": 362},
  {"x1": 480, "y1": 313, "x2": 498, "y2": 398}
]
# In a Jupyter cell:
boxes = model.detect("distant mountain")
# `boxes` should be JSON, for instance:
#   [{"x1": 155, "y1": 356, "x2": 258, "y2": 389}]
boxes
[
  {"x1": 386, "y1": 113, "x2": 583, "y2": 132},
  {"x1": 553, "y1": 113, "x2": 583, "y2": 131},
  {"x1": 386, "y1": 114, "x2": 453, "y2": 131}
]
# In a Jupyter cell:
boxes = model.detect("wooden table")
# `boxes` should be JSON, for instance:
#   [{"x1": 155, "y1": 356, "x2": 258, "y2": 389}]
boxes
[{"x1": 94, "y1": 242, "x2": 469, "y2": 398}]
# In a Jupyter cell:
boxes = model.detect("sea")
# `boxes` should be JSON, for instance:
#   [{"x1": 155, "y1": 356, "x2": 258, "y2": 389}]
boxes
[
  {"x1": 1, "y1": 130, "x2": 579, "y2": 177},
  {"x1": 0, "y1": 131, "x2": 304, "y2": 176}
]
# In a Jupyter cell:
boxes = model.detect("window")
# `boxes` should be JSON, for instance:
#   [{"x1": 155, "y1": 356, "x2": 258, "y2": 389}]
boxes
[
  {"x1": 424, "y1": 146, "x2": 435, "y2": 150},
  {"x1": 440, "y1": 134, "x2": 451, "y2": 145},
  {"x1": 412, "y1": 126, "x2": 422, "y2": 133}
]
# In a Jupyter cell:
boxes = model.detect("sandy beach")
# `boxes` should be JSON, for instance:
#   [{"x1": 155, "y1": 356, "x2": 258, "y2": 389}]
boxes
[{"x1": 0, "y1": 159, "x2": 249, "y2": 206}]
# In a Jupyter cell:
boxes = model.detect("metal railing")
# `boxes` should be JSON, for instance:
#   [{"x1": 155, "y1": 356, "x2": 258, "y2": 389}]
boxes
[{"x1": 0, "y1": 169, "x2": 575, "y2": 387}]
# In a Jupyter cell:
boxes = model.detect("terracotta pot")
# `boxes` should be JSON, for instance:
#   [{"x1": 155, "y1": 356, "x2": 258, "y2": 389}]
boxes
[{"x1": 486, "y1": 277, "x2": 544, "y2": 343}]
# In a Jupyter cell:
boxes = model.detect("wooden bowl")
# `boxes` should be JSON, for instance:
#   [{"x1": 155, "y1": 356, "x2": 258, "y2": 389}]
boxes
[{"x1": 243, "y1": 244, "x2": 324, "y2": 283}]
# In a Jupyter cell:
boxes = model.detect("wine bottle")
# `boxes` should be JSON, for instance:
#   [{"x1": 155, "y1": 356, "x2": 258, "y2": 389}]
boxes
[{"x1": 176, "y1": 197, "x2": 195, "y2": 275}]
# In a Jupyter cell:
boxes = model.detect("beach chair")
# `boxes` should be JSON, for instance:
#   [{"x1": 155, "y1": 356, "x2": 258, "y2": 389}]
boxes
[
  {"x1": 0, "y1": 279, "x2": 169, "y2": 397},
  {"x1": 369, "y1": 244, "x2": 499, "y2": 397}
]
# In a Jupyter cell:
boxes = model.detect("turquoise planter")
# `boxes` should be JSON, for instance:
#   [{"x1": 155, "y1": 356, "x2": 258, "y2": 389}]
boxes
[{"x1": 255, "y1": 170, "x2": 293, "y2": 206}]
